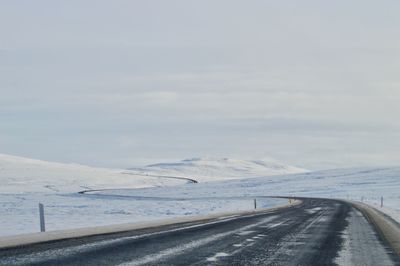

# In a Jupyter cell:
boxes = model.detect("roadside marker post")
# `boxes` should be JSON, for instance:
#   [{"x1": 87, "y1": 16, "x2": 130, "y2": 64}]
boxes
[
  {"x1": 381, "y1": 196, "x2": 383, "y2": 208},
  {"x1": 39, "y1": 203, "x2": 46, "y2": 232},
  {"x1": 254, "y1": 199, "x2": 257, "y2": 210}
]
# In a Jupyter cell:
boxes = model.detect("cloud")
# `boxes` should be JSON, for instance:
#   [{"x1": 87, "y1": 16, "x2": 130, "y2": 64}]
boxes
[{"x1": 0, "y1": 0, "x2": 400, "y2": 169}]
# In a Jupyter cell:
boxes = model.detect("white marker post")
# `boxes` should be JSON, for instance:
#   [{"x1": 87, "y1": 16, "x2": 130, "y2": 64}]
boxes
[
  {"x1": 39, "y1": 203, "x2": 46, "y2": 232},
  {"x1": 381, "y1": 196, "x2": 383, "y2": 208}
]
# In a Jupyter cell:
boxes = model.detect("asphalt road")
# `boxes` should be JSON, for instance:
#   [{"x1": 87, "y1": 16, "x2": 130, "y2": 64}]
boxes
[{"x1": 1, "y1": 198, "x2": 399, "y2": 266}]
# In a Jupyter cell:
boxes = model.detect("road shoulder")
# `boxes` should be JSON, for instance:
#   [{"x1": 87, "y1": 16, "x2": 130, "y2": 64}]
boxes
[
  {"x1": 346, "y1": 200, "x2": 400, "y2": 256},
  {"x1": 0, "y1": 199, "x2": 301, "y2": 250}
]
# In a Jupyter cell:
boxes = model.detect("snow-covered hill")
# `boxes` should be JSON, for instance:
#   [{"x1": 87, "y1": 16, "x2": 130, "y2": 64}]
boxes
[
  {"x1": 0, "y1": 153, "x2": 185, "y2": 193},
  {"x1": 0, "y1": 154, "x2": 305, "y2": 194},
  {"x1": 128, "y1": 157, "x2": 307, "y2": 182}
]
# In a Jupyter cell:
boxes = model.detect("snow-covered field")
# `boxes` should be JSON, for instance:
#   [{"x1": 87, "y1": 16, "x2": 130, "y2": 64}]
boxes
[
  {"x1": 90, "y1": 167, "x2": 400, "y2": 225},
  {"x1": 0, "y1": 154, "x2": 296, "y2": 236},
  {"x1": 1, "y1": 153, "x2": 399, "y2": 237}
]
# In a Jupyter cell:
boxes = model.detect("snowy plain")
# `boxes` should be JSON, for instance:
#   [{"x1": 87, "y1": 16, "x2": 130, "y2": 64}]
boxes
[
  {"x1": 1, "y1": 153, "x2": 399, "y2": 237},
  {"x1": 91, "y1": 167, "x2": 400, "y2": 225}
]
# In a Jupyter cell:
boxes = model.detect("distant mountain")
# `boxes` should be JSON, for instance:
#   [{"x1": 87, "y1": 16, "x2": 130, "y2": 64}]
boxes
[{"x1": 128, "y1": 157, "x2": 307, "y2": 182}]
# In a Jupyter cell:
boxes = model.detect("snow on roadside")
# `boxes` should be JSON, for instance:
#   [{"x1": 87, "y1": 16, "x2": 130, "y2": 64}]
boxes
[{"x1": 0, "y1": 193, "x2": 285, "y2": 236}]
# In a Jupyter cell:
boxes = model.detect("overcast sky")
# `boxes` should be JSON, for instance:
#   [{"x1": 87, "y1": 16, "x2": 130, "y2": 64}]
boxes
[{"x1": 1, "y1": 0, "x2": 400, "y2": 169}]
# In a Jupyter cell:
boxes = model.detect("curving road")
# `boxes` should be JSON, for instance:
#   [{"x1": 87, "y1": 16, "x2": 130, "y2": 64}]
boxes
[{"x1": 0, "y1": 199, "x2": 399, "y2": 266}]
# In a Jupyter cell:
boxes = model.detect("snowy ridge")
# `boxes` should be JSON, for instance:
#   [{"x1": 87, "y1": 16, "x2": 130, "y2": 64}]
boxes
[
  {"x1": 0, "y1": 153, "x2": 185, "y2": 193},
  {"x1": 0, "y1": 154, "x2": 305, "y2": 193},
  {"x1": 129, "y1": 157, "x2": 307, "y2": 182}
]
